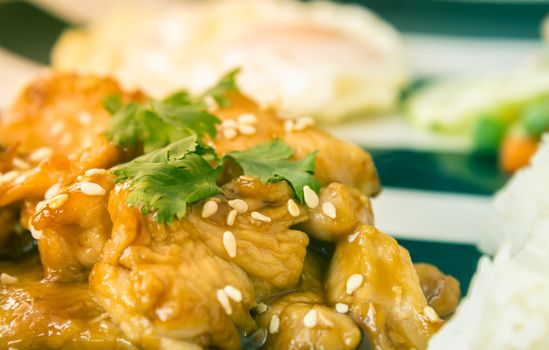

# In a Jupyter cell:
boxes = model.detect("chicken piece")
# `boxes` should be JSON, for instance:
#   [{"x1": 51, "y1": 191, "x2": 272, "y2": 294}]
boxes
[
  {"x1": 251, "y1": 251, "x2": 359, "y2": 350},
  {"x1": 298, "y1": 250, "x2": 328, "y2": 295},
  {"x1": 300, "y1": 182, "x2": 374, "y2": 241},
  {"x1": 212, "y1": 92, "x2": 380, "y2": 196},
  {"x1": 256, "y1": 291, "x2": 361, "y2": 350},
  {"x1": 0, "y1": 255, "x2": 136, "y2": 350},
  {"x1": 195, "y1": 176, "x2": 309, "y2": 289},
  {"x1": 0, "y1": 145, "x2": 16, "y2": 173},
  {"x1": 29, "y1": 171, "x2": 115, "y2": 281},
  {"x1": 414, "y1": 263, "x2": 461, "y2": 319},
  {"x1": 0, "y1": 72, "x2": 141, "y2": 154},
  {"x1": 90, "y1": 186, "x2": 259, "y2": 350},
  {"x1": 0, "y1": 73, "x2": 141, "y2": 206},
  {"x1": 327, "y1": 225, "x2": 442, "y2": 350}
]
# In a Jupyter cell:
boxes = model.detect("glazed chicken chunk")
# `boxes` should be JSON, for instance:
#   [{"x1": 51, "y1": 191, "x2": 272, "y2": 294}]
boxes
[
  {"x1": 0, "y1": 256, "x2": 135, "y2": 350},
  {"x1": 0, "y1": 73, "x2": 141, "y2": 206},
  {"x1": 414, "y1": 263, "x2": 461, "y2": 319},
  {"x1": 327, "y1": 225, "x2": 443, "y2": 350}
]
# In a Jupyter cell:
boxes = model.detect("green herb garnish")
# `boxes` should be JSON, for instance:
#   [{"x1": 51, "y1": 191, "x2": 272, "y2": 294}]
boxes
[
  {"x1": 112, "y1": 136, "x2": 221, "y2": 224},
  {"x1": 105, "y1": 70, "x2": 319, "y2": 223},
  {"x1": 225, "y1": 139, "x2": 319, "y2": 202}
]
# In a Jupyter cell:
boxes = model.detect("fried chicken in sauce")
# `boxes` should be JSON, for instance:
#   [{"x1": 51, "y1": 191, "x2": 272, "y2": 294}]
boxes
[{"x1": 0, "y1": 72, "x2": 459, "y2": 349}]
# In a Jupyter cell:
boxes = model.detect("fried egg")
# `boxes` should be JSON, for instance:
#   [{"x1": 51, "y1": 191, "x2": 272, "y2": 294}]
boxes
[{"x1": 52, "y1": 0, "x2": 408, "y2": 123}]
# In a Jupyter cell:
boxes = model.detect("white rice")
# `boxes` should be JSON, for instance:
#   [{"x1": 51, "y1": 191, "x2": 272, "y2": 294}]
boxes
[
  {"x1": 430, "y1": 219, "x2": 549, "y2": 350},
  {"x1": 430, "y1": 136, "x2": 549, "y2": 350}
]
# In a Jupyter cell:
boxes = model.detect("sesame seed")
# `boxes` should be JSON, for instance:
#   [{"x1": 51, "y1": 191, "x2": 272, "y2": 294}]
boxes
[
  {"x1": 223, "y1": 231, "x2": 237, "y2": 258},
  {"x1": 251, "y1": 211, "x2": 271, "y2": 223},
  {"x1": 318, "y1": 311, "x2": 335, "y2": 327},
  {"x1": 228, "y1": 199, "x2": 248, "y2": 213},
  {"x1": 202, "y1": 200, "x2": 218, "y2": 218},
  {"x1": 283, "y1": 120, "x2": 294, "y2": 133},
  {"x1": 335, "y1": 303, "x2": 349, "y2": 314},
  {"x1": 79, "y1": 112, "x2": 92, "y2": 125},
  {"x1": 287, "y1": 199, "x2": 300, "y2": 217},
  {"x1": 239, "y1": 175, "x2": 256, "y2": 182},
  {"x1": 35, "y1": 200, "x2": 47, "y2": 212},
  {"x1": 50, "y1": 121, "x2": 65, "y2": 135},
  {"x1": 14, "y1": 174, "x2": 27, "y2": 185},
  {"x1": 29, "y1": 223, "x2": 43, "y2": 240},
  {"x1": 423, "y1": 306, "x2": 439, "y2": 322},
  {"x1": 269, "y1": 314, "x2": 280, "y2": 334},
  {"x1": 217, "y1": 289, "x2": 233, "y2": 315},
  {"x1": 322, "y1": 201, "x2": 337, "y2": 219},
  {"x1": 346, "y1": 274, "x2": 364, "y2": 295},
  {"x1": 294, "y1": 116, "x2": 315, "y2": 131},
  {"x1": 45, "y1": 184, "x2": 61, "y2": 200},
  {"x1": 303, "y1": 186, "x2": 319, "y2": 209},
  {"x1": 79, "y1": 182, "x2": 106, "y2": 196},
  {"x1": 89, "y1": 312, "x2": 110, "y2": 324},
  {"x1": 12, "y1": 158, "x2": 30, "y2": 170},
  {"x1": 0, "y1": 171, "x2": 19, "y2": 184},
  {"x1": 85, "y1": 168, "x2": 107, "y2": 176},
  {"x1": 237, "y1": 113, "x2": 257, "y2": 125},
  {"x1": 204, "y1": 95, "x2": 218, "y2": 112},
  {"x1": 303, "y1": 309, "x2": 318, "y2": 328},
  {"x1": 227, "y1": 209, "x2": 238, "y2": 226},
  {"x1": 344, "y1": 338, "x2": 352, "y2": 346},
  {"x1": 238, "y1": 124, "x2": 257, "y2": 135},
  {"x1": 29, "y1": 147, "x2": 53, "y2": 162},
  {"x1": 223, "y1": 128, "x2": 238, "y2": 140},
  {"x1": 347, "y1": 231, "x2": 360, "y2": 243},
  {"x1": 48, "y1": 194, "x2": 68, "y2": 209},
  {"x1": 256, "y1": 303, "x2": 268, "y2": 314},
  {"x1": 222, "y1": 119, "x2": 237, "y2": 129},
  {"x1": 0, "y1": 273, "x2": 18, "y2": 285},
  {"x1": 224, "y1": 285, "x2": 243, "y2": 302}
]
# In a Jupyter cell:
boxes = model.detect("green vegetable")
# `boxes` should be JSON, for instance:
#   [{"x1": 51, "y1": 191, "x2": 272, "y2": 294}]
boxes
[
  {"x1": 102, "y1": 95, "x2": 124, "y2": 114},
  {"x1": 103, "y1": 70, "x2": 241, "y2": 151},
  {"x1": 472, "y1": 115, "x2": 508, "y2": 153},
  {"x1": 522, "y1": 99, "x2": 549, "y2": 137},
  {"x1": 106, "y1": 70, "x2": 320, "y2": 223},
  {"x1": 151, "y1": 101, "x2": 220, "y2": 138},
  {"x1": 112, "y1": 136, "x2": 221, "y2": 224},
  {"x1": 225, "y1": 139, "x2": 320, "y2": 202},
  {"x1": 201, "y1": 68, "x2": 240, "y2": 108}
]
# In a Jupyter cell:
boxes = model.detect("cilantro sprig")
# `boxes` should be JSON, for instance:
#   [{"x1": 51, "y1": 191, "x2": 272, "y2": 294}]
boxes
[
  {"x1": 103, "y1": 69, "x2": 240, "y2": 152},
  {"x1": 112, "y1": 136, "x2": 221, "y2": 224},
  {"x1": 105, "y1": 70, "x2": 320, "y2": 224},
  {"x1": 225, "y1": 140, "x2": 320, "y2": 202}
]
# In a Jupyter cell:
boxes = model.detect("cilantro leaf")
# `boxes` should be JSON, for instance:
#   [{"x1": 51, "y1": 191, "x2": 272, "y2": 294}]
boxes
[
  {"x1": 112, "y1": 136, "x2": 198, "y2": 180},
  {"x1": 104, "y1": 102, "x2": 141, "y2": 148},
  {"x1": 224, "y1": 139, "x2": 319, "y2": 201},
  {"x1": 102, "y1": 95, "x2": 124, "y2": 114},
  {"x1": 103, "y1": 70, "x2": 234, "y2": 151},
  {"x1": 124, "y1": 154, "x2": 221, "y2": 223},
  {"x1": 201, "y1": 68, "x2": 240, "y2": 108},
  {"x1": 151, "y1": 101, "x2": 220, "y2": 138},
  {"x1": 162, "y1": 91, "x2": 192, "y2": 106},
  {"x1": 112, "y1": 137, "x2": 221, "y2": 224}
]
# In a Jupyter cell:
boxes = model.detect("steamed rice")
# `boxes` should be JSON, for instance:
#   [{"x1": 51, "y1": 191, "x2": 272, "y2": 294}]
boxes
[{"x1": 429, "y1": 136, "x2": 549, "y2": 349}]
